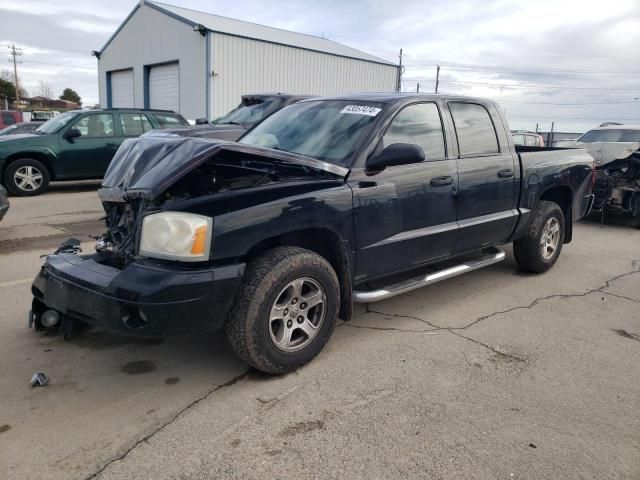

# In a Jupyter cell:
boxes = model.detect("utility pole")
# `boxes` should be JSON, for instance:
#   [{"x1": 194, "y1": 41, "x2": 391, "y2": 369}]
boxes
[
  {"x1": 8, "y1": 43, "x2": 23, "y2": 107},
  {"x1": 416, "y1": 83, "x2": 420, "y2": 93},
  {"x1": 396, "y1": 48, "x2": 403, "y2": 92},
  {"x1": 549, "y1": 122, "x2": 555, "y2": 146},
  {"x1": 435, "y1": 64, "x2": 440, "y2": 93}
]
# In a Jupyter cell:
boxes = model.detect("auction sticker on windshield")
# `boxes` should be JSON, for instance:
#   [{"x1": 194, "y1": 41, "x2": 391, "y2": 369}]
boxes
[{"x1": 340, "y1": 105, "x2": 382, "y2": 116}]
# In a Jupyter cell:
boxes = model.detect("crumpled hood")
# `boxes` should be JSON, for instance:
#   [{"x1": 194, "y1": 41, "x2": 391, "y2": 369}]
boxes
[
  {"x1": 100, "y1": 135, "x2": 348, "y2": 201},
  {"x1": 581, "y1": 141, "x2": 640, "y2": 166}
]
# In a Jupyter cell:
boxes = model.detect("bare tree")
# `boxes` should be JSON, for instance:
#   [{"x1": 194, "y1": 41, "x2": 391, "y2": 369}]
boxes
[{"x1": 37, "y1": 80, "x2": 53, "y2": 99}]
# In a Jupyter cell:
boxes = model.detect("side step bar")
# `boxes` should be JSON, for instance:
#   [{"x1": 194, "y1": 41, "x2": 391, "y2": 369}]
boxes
[{"x1": 353, "y1": 247, "x2": 506, "y2": 303}]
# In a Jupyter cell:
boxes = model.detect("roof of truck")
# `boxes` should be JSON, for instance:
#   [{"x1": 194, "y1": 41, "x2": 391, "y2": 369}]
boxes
[{"x1": 299, "y1": 92, "x2": 494, "y2": 104}]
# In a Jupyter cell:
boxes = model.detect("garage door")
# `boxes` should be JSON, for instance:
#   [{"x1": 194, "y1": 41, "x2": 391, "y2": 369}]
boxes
[
  {"x1": 109, "y1": 69, "x2": 134, "y2": 108},
  {"x1": 149, "y1": 62, "x2": 180, "y2": 113}
]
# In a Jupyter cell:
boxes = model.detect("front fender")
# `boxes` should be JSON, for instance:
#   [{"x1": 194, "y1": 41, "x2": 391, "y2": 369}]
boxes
[{"x1": 0, "y1": 146, "x2": 58, "y2": 183}]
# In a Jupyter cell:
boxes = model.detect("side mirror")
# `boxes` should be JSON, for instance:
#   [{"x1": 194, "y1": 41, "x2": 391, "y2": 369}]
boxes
[
  {"x1": 367, "y1": 143, "x2": 425, "y2": 170},
  {"x1": 63, "y1": 128, "x2": 82, "y2": 142},
  {"x1": 195, "y1": 118, "x2": 208, "y2": 125}
]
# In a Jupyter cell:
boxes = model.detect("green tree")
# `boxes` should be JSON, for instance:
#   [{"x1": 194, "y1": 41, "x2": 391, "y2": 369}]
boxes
[
  {"x1": 60, "y1": 87, "x2": 82, "y2": 106},
  {"x1": 0, "y1": 77, "x2": 16, "y2": 106}
]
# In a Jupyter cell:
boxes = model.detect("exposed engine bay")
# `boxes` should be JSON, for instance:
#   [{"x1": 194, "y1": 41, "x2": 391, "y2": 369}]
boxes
[
  {"x1": 95, "y1": 147, "x2": 341, "y2": 262},
  {"x1": 593, "y1": 150, "x2": 640, "y2": 224}
]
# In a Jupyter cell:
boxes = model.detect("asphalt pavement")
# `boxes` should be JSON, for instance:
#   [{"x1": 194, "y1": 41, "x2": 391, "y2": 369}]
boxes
[{"x1": 0, "y1": 184, "x2": 638, "y2": 479}]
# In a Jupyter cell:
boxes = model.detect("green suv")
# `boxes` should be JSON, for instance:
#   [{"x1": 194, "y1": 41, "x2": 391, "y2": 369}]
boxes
[{"x1": 0, "y1": 109, "x2": 189, "y2": 196}]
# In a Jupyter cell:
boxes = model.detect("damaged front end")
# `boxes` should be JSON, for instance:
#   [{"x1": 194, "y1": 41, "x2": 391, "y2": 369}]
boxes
[
  {"x1": 590, "y1": 143, "x2": 640, "y2": 225},
  {"x1": 31, "y1": 135, "x2": 347, "y2": 338}
]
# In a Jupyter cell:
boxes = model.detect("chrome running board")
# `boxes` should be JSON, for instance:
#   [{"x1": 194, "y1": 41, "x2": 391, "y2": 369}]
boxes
[{"x1": 353, "y1": 247, "x2": 506, "y2": 303}]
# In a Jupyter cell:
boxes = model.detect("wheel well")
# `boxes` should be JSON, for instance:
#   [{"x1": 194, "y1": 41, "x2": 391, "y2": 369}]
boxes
[
  {"x1": 3, "y1": 153, "x2": 55, "y2": 181},
  {"x1": 244, "y1": 228, "x2": 353, "y2": 321},
  {"x1": 539, "y1": 186, "x2": 573, "y2": 243}
]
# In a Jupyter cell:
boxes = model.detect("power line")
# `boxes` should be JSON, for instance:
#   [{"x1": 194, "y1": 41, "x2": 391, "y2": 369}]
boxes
[
  {"x1": 508, "y1": 114, "x2": 640, "y2": 121},
  {"x1": 499, "y1": 99, "x2": 640, "y2": 106},
  {"x1": 406, "y1": 59, "x2": 640, "y2": 76},
  {"x1": 435, "y1": 79, "x2": 639, "y2": 92}
]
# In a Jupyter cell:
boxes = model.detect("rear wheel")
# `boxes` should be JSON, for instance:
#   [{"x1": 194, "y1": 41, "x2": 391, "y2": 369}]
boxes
[
  {"x1": 225, "y1": 246, "x2": 340, "y2": 374},
  {"x1": 514, "y1": 200, "x2": 565, "y2": 273},
  {"x1": 4, "y1": 158, "x2": 50, "y2": 196}
]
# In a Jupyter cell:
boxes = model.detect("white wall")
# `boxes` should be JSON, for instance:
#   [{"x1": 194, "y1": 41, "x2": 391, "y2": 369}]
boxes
[
  {"x1": 98, "y1": 5, "x2": 207, "y2": 120},
  {"x1": 208, "y1": 33, "x2": 398, "y2": 118}
]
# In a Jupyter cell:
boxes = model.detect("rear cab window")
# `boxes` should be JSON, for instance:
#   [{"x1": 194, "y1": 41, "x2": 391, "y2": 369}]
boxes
[
  {"x1": 449, "y1": 102, "x2": 500, "y2": 156},
  {"x1": 382, "y1": 102, "x2": 446, "y2": 160},
  {"x1": 149, "y1": 112, "x2": 189, "y2": 128}
]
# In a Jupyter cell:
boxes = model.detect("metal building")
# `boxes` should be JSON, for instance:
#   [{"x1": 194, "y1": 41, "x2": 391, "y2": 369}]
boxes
[{"x1": 95, "y1": 0, "x2": 400, "y2": 120}]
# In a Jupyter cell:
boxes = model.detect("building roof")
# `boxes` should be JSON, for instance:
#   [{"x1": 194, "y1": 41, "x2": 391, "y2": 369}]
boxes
[{"x1": 99, "y1": 0, "x2": 396, "y2": 66}]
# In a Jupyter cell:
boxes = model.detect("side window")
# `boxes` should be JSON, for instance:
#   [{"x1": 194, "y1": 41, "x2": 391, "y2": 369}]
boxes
[
  {"x1": 150, "y1": 113, "x2": 189, "y2": 128},
  {"x1": 449, "y1": 102, "x2": 499, "y2": 156},
  {"x1": 512, "y1": 134, "x2": 525, "y2": 145},
  {"x1": 120, "y1": 113, "x2": 153, "y2": 136},
  {"x1": 72, "y1": 114, "x2": 114, "y2": 138},
  {"x1": 382, "y1": 103, "x2": 446, "y2": 160}
]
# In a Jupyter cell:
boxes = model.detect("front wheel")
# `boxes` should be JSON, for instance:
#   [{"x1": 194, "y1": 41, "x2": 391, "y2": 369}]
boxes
[
  {"x1": 514, "y1": 200, "x2": 565, "y2": 273},
  {"x1": 225, "y1": 246, "x2": 340, "y2": 374},
  {"x1": 4, "y1": 158, "x2": 50, "y2": 196}
]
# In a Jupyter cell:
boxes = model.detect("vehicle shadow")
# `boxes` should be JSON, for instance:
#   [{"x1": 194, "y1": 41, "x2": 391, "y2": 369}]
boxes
[
  {"x1": 45, "y1": 180, "x2": 102, "y2": 195},
  {"x1": 580, "y1": 211, "x2": 639, "y2": 229}
]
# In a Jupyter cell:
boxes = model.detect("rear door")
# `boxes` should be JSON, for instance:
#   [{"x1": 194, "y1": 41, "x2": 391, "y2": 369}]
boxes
[
  {"x1": 448, "y1": 101, "x2": 518, "y2": 253},
  {"x1": 352, "y1": 101, "x2": 459, "y2": 280}
]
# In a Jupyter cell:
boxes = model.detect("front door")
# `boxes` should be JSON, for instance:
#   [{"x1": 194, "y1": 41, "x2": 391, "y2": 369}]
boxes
[
  {"x1": 58, "y1": 113, "x2": 120, "y2": 179},
  {"x1": 447, "y1": 101, "x2": 518, "y2": 253},
  {"x1": 352, "y1": 102, "x2": 459, "y2": 282}
]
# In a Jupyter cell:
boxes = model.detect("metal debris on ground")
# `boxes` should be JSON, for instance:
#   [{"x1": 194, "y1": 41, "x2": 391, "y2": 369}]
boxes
[{"x1": 30, "y1": 372, "x2": 49, "y2": 387}]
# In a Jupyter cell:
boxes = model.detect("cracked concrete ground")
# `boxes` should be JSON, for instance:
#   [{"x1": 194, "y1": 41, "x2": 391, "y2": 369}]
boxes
[{"x1": 1, "y1": 191, "x2": 639, "y2": 479}]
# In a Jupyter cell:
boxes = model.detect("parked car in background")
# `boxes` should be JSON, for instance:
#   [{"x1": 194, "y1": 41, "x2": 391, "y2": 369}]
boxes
[
  {"x1": 0, "y1": 184, "x2": 8, "y2": 221},
  {"x1": 0, "y1": 108, "x2": 188, "y2": 196},
  {"x1": 31, "y1": 93, "x2": 595, "y2": 373},
  {"x1": 0, "y1": 110, "x2": 22, "y2": 130},
  {"x1": 511, "y1": 130, "x2": 545, "y2": 147},
  {"x1": 576, "y1": 125, "x2": 640, "y2": 144},
  {"x1": 154, "y1": 93, "x2": 311, "y2": 141},
  {"x1": 31, "y1": 110, "x2": 59, "y2": 121},
  {"x1": 0, "y1": 122, "x2": 43, "y2": 136},
  {"x1": 577, "y1": 125, "x2": 640, "y2": 226}
]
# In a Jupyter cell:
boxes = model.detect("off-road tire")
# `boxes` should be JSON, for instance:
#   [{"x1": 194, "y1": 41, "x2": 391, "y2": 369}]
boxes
[
  {"x1": 514, "y1": 200, "x2": 565, "y2": 273},
  {"x1": 225, "y1": 246, "x2": 340, "y2": 374},
  {"x1": 4, "y1": 158, "x2": 50, "y2": 196}
]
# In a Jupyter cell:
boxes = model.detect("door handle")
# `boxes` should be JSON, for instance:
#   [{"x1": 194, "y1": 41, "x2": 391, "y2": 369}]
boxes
[
  {"x1": 497, "y1": 168, "x2": 514, "y2": 178},
  {"x1": 430, "y1": 176, "x2": 454, "y2": 187}
]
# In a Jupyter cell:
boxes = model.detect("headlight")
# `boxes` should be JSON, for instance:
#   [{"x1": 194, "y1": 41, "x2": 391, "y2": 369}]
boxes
[{"x1": 139, "y1": 212, "x2": 212, "y2": 261}]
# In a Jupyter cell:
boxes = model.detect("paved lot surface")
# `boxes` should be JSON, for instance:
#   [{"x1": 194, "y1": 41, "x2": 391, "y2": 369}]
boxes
[{"x1": 1, "y1": 185, "x2": 639, "y2": 480}]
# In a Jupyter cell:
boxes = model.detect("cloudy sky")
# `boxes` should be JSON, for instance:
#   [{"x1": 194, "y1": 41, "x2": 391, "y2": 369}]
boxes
[{"x1": 1, "y1": 0, "x2": 639, "y2": 132}]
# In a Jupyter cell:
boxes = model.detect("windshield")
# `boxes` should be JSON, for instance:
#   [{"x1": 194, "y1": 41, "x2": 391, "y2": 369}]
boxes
[
  {"x1": 214, "y1": 97, "x2": 284, "y2": 125},
  {"x1": 35, "y1": 111, "x2": 79, "y2": 134},
  {"x1": 239, "y1": 100, "x2": 384, "y2": 165},
  {"x1": 578, "y1": 128, "x2": 640, "y2": 143}
]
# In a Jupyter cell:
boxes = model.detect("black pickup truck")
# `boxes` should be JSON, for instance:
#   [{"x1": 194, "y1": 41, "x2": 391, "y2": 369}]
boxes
[{"x1": 31, "y1": 94, "x2": 595, "y2": 374}]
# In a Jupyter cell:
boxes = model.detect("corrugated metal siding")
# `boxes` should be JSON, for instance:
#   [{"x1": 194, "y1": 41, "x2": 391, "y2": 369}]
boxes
[{"x1": 209, "y1": 33, "x2": 398, "y2": 118}]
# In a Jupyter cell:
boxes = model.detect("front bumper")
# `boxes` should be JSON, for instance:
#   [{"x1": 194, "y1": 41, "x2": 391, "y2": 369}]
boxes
[
  {"x1": 31, "y1": 253, "x2": 245, "y2": 337},
  {"x1": 0, "y1": 194, "x2": 8, "y2": 221}
]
